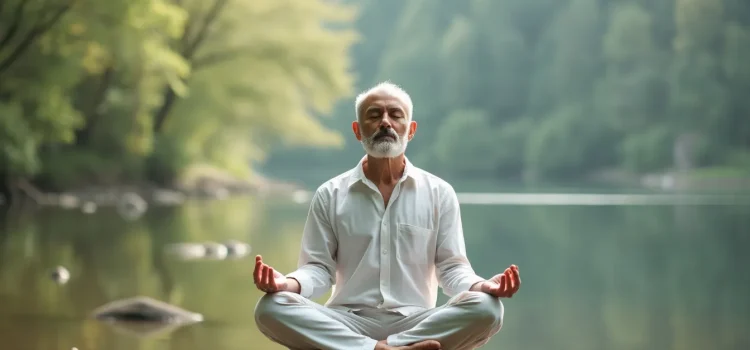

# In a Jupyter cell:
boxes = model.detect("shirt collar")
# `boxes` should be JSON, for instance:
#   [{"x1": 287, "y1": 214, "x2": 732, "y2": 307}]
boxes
[{"x1": 348, "y1": 155, "x2": 417, "y2": 188}]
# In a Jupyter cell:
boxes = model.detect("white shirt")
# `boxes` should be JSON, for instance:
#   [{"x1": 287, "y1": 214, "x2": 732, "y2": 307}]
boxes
[{"x1": 286, "y1": 156, "x2": 485, "y2": 316}]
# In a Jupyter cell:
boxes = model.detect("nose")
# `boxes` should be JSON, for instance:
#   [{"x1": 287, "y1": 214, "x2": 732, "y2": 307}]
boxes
[{"x1": 379, "y1": 112, "x2": 394, "y2": 129}]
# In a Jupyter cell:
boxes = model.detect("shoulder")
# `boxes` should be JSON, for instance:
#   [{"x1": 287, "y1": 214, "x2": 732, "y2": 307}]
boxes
[
  {"x1": 409, "y1": 165, "x2": 456, "y2": 197},
  {"x1": 312, "y1": 168, "x2": 357, "y2": 201}
]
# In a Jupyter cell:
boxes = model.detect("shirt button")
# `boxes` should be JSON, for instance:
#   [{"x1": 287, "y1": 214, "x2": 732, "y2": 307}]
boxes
[{"x1": 382, "y1": 249, "x2": 388, "y2": 255}]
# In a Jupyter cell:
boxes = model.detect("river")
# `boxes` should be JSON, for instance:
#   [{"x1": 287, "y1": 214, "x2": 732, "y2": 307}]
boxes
[{"x1": 0, "y1": 184, "x2": 749, "y2": 350}]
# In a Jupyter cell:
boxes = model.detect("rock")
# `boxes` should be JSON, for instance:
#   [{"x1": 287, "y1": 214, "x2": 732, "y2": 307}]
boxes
[
  {"x1": 51, "y1": 266, "x2": 70, "y2": 285},
  {"x1": 164, "y1": 243, "x2": 208, "y2": 260},
  {"x1": 223, "y1": 240, "x2": 251, "y2": 259},
  {"x1": 81, "y1": 201, "x2": 97, "y2": 214},
  {"x1": 91, "y1": 296, "x2": 203, "y2": 324},
  {"x1": 58, "y1": 194, "x2": 80, "y2": 209},
  {"x1": 202, "y1": 242, "x2": 228, "y2": 260},
  {"x1": 117, "y1": 192, "x2": 147, "y2": 220},
  {"x1": 152, "y1": 189, "x2": 186, "y2": 206}
]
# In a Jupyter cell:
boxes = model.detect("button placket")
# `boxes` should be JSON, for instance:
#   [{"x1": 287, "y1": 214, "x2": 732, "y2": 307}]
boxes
[
  {"x1": 379, "y1": 182, "x2": 402, "y2": 308},
  {"x1": 378, "y1": 210, "x2": 388, "y2": 306}
]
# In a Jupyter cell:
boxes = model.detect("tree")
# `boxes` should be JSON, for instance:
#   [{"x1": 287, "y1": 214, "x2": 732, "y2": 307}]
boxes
[{"x1": 1, "y1": 0, "x2": 359, "y2": 195}]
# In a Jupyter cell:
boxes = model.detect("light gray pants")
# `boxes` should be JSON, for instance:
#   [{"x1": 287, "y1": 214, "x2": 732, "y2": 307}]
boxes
[{"x1": 254, "y1": 291, "x2": 504, "y2": 350}]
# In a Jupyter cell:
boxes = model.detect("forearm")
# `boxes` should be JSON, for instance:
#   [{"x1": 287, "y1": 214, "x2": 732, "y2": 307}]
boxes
[{"x1": 437, "y1": 258, "x2": 485, "y2": 296}]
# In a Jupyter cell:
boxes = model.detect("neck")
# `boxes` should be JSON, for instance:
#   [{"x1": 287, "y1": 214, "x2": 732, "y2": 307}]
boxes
[{"x1": 363, "y1": 154, "x2": 406, "y2": 186}]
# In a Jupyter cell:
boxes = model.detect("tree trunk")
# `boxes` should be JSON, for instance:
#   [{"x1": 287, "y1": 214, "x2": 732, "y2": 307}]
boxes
[{"x1": 151, "y1": 0, "x2": 229, "y2": 134}]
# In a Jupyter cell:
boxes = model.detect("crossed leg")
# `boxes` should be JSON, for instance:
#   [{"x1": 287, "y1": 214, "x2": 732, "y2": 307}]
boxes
[
  {"x1": 255, "y1": 291, "x2": 380, "y2": 350},
  {"x1": 386, "y1": 291, "x2": 504, "y2": 350},
  {"x1": 255, "y1": 291, "x2": 503, "y2": 350}
]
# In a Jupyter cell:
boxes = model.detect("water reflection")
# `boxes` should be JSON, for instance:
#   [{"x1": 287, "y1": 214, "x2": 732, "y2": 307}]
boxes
[{"x1": 0, "y1": 195, "x2": 748, "y2": 350}]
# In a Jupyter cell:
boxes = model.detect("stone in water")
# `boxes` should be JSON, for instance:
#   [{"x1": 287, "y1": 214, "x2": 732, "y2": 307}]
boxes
[{"x1": 91, "y1": 296, "x2": 203, "y2": 324}]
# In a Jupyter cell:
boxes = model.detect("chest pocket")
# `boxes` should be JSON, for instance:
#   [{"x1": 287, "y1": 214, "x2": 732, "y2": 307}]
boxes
[{"x1": 396, "y1": 223, "x2": 436, "y2": 266}]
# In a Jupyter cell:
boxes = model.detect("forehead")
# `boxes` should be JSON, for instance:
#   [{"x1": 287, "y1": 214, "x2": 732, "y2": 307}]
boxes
[{"x1": 360, "y1": 92, "x2": 407, "y2": 111}]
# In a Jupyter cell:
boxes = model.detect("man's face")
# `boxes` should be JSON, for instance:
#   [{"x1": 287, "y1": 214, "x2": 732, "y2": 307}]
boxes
[{"x1": 353, "y1": 93, "x2": 416, "y2": 158}]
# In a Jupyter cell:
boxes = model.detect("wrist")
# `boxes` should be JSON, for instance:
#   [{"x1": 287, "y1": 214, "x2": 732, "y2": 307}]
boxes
[
  {"x1": 285, "y1": 277, "x2": 302, "y2": 294},
  {"x1": 469, "y1": 280, "x2": 487, "y2": 292}
]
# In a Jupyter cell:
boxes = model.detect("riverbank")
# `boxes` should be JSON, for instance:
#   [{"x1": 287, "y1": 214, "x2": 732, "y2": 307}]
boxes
[
  {"x1": 589, "y1": 166, "x2": 750, "y2": 192},
  {"x1": 5, "y1": 164, "x2": 749, "y2": 210},
  {"x1": 1, "y1": 165, "x2": 307, "y2": 210}
]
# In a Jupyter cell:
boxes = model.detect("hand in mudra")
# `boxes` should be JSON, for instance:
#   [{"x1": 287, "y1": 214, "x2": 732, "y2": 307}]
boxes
[
  {"x1": 254, "y1": 255, "x2": 287, "y2": 293},
  {"x1": 481, "y1": 264, "x2": 521, "y2": 298}
]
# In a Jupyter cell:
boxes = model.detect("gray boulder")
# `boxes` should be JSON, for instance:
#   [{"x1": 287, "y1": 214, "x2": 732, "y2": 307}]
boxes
[{"x1": 91, "y1": 296, "x2": 203, "y2": 324}]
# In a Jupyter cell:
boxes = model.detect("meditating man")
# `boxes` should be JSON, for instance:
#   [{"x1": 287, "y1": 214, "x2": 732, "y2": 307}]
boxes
[{"x1": 253, "y1": 82, "x2": 521, "y2": 350}]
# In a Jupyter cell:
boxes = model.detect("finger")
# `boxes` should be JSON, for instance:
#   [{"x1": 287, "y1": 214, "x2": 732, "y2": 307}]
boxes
[
  {"x1": 498, "y1": 275, "x2": 506, "y2": 297},
  {"x1": 504, "y1": 269, "x2": 513, "y2": 295},
  {"x1": 257, "y1": 264, "x2": 265, "y2": 290},
  {"x1": 260, "y1": 265, "x2": 270, "y2": 289},
  {"x1": 264, "y1": 265, "x2": 274, "y2": 287},
  {"x1": 254, "y1": 257, "x2": 263, "y2": 285},
  {"x1": 511, "y1": 268, "x2": 521, "y2": 295}
]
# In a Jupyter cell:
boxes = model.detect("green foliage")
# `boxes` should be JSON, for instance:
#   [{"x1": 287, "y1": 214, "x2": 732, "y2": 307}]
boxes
[
  {"x1": 432, "y1": 110, "x2": 499, "y2": 175},
  {"x1": 619, "y1": 126, "x2": 674, "y2": 173},
  {"x1": 36, "y1": 149, "x2": 143, "y2": 191},
  {"x1": 0, "y1": 0, "x2": 357, "y2": 189},
  {"x1": 4, "y1": 0, "x2": 750, "y2": 187},
  {"x1": 145, "y1": 135, "x2": 191, "y2": 187},
  {"x1": 525, "y1": 104, "x2": 608, "y2": 179},
  {"x1": 266, "y1": 0, "x2": 750, "y2": 183},
  {"x1": 0, "y1": 102, "x2": 40, "y2": 175}
]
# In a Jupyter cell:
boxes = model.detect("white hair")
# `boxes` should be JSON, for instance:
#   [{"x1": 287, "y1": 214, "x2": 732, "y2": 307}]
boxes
[{"x1": 354, "y1": 81, "x2": 414, "y2": 122}]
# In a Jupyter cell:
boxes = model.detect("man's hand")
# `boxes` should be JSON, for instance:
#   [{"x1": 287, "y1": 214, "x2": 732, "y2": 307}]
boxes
[
  {"x1": 254, "y1": 255, "x2": 290, "y2": 293},
  {"x1": 473, "y1": 265, "x2": 521, "y2": 298}
]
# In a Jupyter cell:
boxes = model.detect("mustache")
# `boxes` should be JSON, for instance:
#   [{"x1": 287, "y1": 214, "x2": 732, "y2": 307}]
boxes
[{"x1": 373, "y1": 128, "x2": 398, "y2": 140}]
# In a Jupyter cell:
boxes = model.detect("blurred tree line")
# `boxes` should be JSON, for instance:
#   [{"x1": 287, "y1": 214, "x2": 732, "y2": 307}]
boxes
[
  {"x1": 264, "y1": 0, "x2": 750, "y2": 183},
  {"x1": 0, "y1": 0, "x2": 357, "y2": 193}
]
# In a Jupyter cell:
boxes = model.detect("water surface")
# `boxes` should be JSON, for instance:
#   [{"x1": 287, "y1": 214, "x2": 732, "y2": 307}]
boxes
[{"x1": 0, "y1": 190, "x2": 748, "y2": 350}]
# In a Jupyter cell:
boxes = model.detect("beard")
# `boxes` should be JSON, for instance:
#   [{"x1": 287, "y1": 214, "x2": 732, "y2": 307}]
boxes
[{"x1": 361, "y1": 127, "x2": 409, "y2": 159}]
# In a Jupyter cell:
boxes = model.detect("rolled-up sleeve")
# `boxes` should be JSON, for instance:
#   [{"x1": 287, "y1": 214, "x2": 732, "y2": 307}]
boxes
[
  {"x1": 434, "y1": 184, "x2": 485, "y2": 297},
  {"x1": 286, "y1": 187, "x2": 337, "y2": 299}
]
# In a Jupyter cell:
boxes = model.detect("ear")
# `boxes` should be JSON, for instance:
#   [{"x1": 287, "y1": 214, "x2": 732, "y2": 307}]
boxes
[
  {"x1": 408, "y1": 120, "x2": 417, "y2": 141},
  {"x1": 352, "y1": 121, "x2": 362, "y2": 141}
]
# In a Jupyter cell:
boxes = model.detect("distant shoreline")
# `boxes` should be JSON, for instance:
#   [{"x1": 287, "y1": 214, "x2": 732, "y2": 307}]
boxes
[
  {"x1": 588, "y1": 167, "x2": 750, "y2": 192},
  {"x1": 1, "y1": 168, "x2": 306, "y2": 209},
  {"x1": 4, "y1": 165, "x2": 749, "y2": 209}
]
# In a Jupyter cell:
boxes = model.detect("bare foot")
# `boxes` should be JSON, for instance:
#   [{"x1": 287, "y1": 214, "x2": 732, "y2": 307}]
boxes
[{"x1": 375, "y1": 339, "x2": 441, "y2": 350}]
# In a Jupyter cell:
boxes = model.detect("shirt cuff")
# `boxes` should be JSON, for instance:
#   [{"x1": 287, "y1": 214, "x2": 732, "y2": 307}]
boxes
[
  {"x1": 285, "y1": 271, "x2": 313, "y2": 299},
  {"x1": 457, "y1": 274, "x2": 486, "y2": 293}
]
